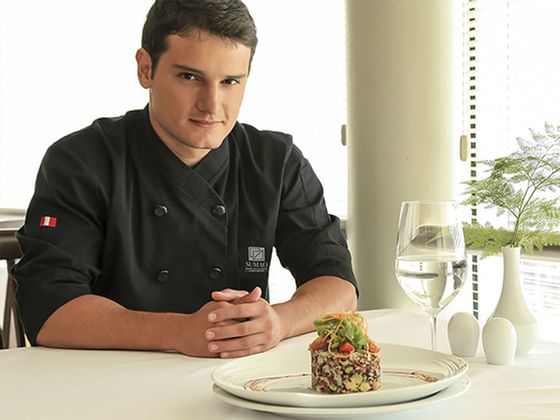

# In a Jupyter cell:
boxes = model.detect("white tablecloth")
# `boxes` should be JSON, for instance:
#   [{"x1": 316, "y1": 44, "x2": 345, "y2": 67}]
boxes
[{"x1": 1, "y1": 309, "x2": 559, "y2": 419}]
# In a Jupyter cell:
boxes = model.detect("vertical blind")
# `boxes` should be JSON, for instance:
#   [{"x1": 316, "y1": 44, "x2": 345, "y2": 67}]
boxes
[{"x1": 466, "y1": 0, "x2": 560, "y2": 341}]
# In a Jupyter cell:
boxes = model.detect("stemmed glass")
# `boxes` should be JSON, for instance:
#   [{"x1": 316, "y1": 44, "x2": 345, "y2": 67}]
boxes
[{"x1": 395, "y1": 201, "x2": 467, "y2": 351}]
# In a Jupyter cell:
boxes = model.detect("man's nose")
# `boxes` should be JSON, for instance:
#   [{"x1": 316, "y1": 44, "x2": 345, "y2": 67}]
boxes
[{"x1": 196, "y1": 85, "x2": 220, "y2": 115}]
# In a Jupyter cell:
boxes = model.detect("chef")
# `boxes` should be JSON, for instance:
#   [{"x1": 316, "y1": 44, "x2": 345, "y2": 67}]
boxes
[{"x1": 12, "y1": 0, "x2": 358, "y2": 358}]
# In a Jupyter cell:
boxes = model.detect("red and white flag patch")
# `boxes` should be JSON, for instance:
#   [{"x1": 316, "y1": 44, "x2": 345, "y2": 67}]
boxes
[{"x1": 39, "y1": 216, "x2": 57, "y2": 228}]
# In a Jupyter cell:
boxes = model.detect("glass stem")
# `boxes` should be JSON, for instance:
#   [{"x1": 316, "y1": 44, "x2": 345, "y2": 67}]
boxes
[{"x1": 430, "y1": 315, "x2": 438, "y2": 351}]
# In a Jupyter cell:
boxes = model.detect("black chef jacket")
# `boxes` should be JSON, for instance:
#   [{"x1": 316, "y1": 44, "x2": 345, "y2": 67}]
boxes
[{"x1": 12, "y1": 107, "x2": 357, "y2": 345}]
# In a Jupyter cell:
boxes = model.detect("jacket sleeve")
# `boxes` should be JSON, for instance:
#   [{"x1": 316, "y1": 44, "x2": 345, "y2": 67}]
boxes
[
  {"x1": 274, "y1": 144, "x2": 358, "y2": 293},
  {"x1": 11, "y1": 139, "x2": 107, "y2": 345}
]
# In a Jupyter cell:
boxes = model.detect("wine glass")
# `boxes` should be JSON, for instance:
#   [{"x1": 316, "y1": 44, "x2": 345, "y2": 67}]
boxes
[{"x1": 395, "y1": 200, "x2": 467, "y2": 351}]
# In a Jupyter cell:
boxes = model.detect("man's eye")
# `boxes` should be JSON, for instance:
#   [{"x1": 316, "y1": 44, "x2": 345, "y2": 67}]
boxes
[
  {"x1": 223, "y1": 79, "x2": 240, "y2": 86},
  {"x1": 179, "y1": 73, "x2": 196, "y2": 80}
]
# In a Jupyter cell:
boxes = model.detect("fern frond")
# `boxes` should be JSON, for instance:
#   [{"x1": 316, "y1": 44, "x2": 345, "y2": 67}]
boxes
[{"x1": 462, "y1": 123, "x2": 560, "y2": 251}]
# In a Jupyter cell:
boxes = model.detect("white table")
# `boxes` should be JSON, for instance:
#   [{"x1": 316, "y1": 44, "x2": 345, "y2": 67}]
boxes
[{"x1": 1, "y1": 309, "x2": 559, "y2": 419}]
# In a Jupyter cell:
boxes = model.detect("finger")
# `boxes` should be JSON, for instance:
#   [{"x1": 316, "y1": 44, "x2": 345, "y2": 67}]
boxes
[
  {"x1": 212, "y1": 287, "x2": 262, "y2": 304},
  {"x1": 205, "y1": 319, "x2": 260, "y2": 341},
  {"x1": 231, "y1": 287, "x2": 262, "y2": 305},
  {"x1": 211, "y1": 319, "x2": 239, "y2": 328},
  {"x1": 208, "y1": 299, "x2": 265, "y2": 323},
  {"x1": 207, "y1": 334, "x2": 263, "y2": 354},
  {"x1": 211, "y1": 289, "x2": 249, "y2": 302}
]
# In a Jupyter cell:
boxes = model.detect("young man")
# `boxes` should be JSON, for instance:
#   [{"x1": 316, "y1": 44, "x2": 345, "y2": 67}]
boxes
[{"x1": 12, "y1": 0, "x2": 357, "y2": 358}]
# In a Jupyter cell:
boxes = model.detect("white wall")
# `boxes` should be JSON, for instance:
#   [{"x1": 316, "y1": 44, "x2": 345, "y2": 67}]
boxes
[{"x1": 0, "y1": 0, "x2": 152, "y2": 208}]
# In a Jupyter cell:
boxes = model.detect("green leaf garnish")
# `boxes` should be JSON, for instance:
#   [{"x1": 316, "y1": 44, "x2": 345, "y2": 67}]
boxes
[{"x1": 313, "y1": 314, "x2": 369, "y2": 351}]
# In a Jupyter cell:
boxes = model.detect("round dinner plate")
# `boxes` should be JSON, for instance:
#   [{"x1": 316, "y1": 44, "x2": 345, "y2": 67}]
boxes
[
  {"x1": 213, "y1": 376, "x2": 471, "y2": 418},
  {"x1": 211, "y1": 343, "x2": 468, "y2": 408}
]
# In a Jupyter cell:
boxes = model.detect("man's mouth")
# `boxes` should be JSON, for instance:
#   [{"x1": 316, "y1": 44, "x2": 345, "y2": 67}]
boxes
[{"x1": 190, "y1": 119, "x2": 222, "y2": 128}]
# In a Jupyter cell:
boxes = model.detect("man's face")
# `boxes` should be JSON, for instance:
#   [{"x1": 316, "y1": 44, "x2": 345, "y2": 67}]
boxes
[{"x1": 136, "y1": 31, "x2": 251, "y2": 166}]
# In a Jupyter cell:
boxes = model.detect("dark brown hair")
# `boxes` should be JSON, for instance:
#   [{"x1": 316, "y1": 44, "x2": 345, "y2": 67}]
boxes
[{"x1": 141, "y1": 0, "x2": 258, "y2": 74}]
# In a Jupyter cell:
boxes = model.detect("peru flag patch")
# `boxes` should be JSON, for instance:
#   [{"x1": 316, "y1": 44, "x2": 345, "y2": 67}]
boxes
[{"x1": 39, "y1": 216, "x2": 57, "y2": 228}]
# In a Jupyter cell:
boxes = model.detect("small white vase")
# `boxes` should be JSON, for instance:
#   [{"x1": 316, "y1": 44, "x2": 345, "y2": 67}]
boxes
[{"x1": 491, "y1": 246, "x2": 538, "y2": 355}]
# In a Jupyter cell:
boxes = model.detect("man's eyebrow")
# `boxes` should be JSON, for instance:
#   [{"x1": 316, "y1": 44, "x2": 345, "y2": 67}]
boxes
[{"x1": 173, "y1": 64, "x2": 247, "y2": 80}]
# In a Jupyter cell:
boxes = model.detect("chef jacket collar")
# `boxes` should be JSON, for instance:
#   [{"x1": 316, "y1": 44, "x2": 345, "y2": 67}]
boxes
[{"x1": 141, "y1": 106, "x2": 230, "y2": 189}]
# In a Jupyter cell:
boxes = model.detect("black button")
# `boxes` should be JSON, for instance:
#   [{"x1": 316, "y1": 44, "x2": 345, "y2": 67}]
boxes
[
  {"x1": 212, "y1": 205, "x2": 226, "y2": 217},
  {"x1": 153, "y1": 205, "x2": 168, "y2": 217},
  {"x1": 156, "y1": 269, "x2": 169, "y2": 283},
  {"x1": 208, "y1": 267, "x2": 222, "y2": 280}
]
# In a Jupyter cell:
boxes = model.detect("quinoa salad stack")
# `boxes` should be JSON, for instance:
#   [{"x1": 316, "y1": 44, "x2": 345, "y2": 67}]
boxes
[{"x1": 308, "y1": 312, "x2": 381, "y2": 394}]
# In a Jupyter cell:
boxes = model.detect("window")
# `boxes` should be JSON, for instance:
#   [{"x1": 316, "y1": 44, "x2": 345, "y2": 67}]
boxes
[{"x1": 466, "y1": 0, "x2": 560, "y2": 341}]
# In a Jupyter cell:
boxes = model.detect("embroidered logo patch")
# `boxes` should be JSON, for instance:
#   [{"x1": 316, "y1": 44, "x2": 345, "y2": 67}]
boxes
[
  {"x1": 39, "y1": 216, "x2": 57, "y2": 228},
  {"x1": 248, "y1": 246, "x2": 265, "y2": 262},
  {"x1": 245, "y1": 246, "x2": 269, "y2": 273}
]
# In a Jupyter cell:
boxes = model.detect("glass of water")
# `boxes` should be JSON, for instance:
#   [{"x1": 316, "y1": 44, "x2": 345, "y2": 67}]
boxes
[{"x1": 395, "y1": 201, "x2": 467, "y2": 351}]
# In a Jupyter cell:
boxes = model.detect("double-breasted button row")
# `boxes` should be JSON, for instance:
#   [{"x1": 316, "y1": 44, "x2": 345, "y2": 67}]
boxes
[
  {"x1": 155, "y1": 204, "x2": 225, "y2": 218},
  {"x1": 153, "y1": 205, "x2": 168, "y2": 217}
]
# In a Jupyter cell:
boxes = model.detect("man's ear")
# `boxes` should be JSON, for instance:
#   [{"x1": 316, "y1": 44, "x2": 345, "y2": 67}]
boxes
[{"x1": 136, "y1": 48, "x2": 153, "y2": 88}]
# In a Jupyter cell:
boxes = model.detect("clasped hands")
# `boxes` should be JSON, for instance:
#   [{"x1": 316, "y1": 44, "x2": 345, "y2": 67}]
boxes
[{"x1": 202, "y1": 287, "x2": 284, "y2": 358}]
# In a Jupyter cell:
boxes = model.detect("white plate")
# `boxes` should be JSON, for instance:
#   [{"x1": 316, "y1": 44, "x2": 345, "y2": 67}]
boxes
[
  {"x1": 213, "y1": 376, "x2": 471, "y2": 418},
  {"x1": 211, "y1": 343, "x2": 468, "y2": 408}
]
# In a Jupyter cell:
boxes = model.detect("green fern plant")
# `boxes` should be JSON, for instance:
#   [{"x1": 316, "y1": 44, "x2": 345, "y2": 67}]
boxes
[
  {"x1": 463, "y1": 123, "x2": 560, "y2": 254},
  {"x1": 462, "y1": 224, "x2": 560, "y2": 256}
]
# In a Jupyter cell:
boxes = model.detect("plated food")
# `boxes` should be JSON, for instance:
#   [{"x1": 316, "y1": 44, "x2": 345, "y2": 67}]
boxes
[{"x1": 308, "y1": 312, "x2": 381, "y2": 394}]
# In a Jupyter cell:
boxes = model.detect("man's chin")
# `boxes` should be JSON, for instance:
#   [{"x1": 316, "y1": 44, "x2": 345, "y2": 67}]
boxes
[{"x1": 179, "y1": 138, "x2": 224, "y2": 151}]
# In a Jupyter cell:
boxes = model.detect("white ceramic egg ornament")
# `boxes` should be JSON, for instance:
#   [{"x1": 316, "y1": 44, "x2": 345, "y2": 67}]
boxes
[
  {"x1": 447, "y1": 312, "x2": 480, "y2": 357},
  {"x1": 482, "y1": 317, "x2": 517, "y2": 365}
]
